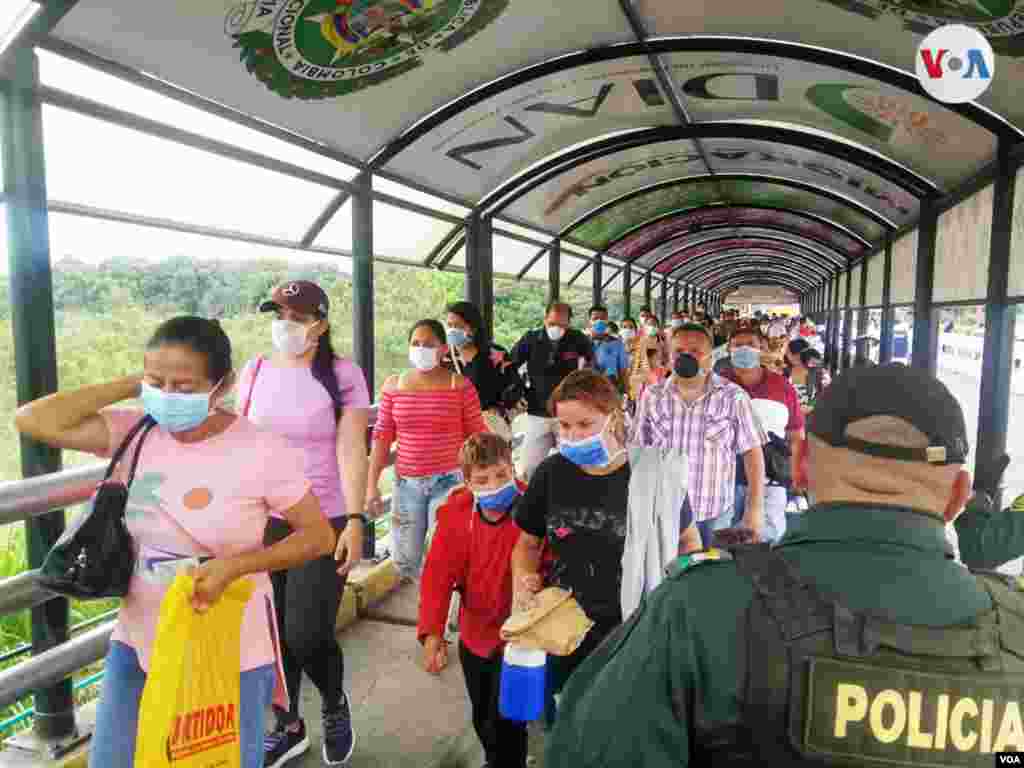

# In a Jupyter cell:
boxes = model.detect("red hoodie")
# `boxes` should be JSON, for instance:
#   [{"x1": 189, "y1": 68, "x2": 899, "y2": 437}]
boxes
[{"x1": 417, "y1": 484, "x2": 526, "y2": 659}]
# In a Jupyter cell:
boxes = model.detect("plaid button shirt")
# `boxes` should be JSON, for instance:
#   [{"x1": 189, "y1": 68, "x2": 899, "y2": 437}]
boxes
[{"x1": 629, "y1": 374, "x2": 765, "y2": 522}]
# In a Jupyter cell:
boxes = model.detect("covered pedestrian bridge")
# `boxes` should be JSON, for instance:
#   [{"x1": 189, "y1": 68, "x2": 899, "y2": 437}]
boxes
[{"x1": 2, "y1": 0, "x2": 1024, "y2": 765}]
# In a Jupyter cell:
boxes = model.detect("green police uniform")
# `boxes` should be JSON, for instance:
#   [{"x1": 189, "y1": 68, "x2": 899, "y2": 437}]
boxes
[
  {"x1": 545, "y1": 504, "x2": 1024, "y2": 767},
  {"x1": 955, "y1": 492, "x2": 1024, "y2": 570}
]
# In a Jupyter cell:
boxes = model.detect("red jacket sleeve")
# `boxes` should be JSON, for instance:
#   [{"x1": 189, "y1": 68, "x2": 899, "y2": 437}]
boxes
[{"x1": 417, "y1": 489, "x2": 470, "y2": 645}]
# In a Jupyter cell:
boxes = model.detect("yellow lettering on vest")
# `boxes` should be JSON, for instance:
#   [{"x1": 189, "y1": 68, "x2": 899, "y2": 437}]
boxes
[
  {"x1": 834, "y1": 683, "x2": 869, "y2": 738},
  {"x1": 950, "y1": 697, "x2": 979, "y2": 751},
  {"x1": 870, "y1": 690, "x2": 907, "y2": 744},
  {"x1": 995, "y1": 701, "x2": 1024, "y2": 753},
  {"x1": 906, "y1": 691, "x2": 933, "y2": 749},
  {"x1": 982, "y1": 699, "x2": 995, "y2": 753},
  {"x1": 934, "y1": 694, "x2": 950, "y2": 750}
]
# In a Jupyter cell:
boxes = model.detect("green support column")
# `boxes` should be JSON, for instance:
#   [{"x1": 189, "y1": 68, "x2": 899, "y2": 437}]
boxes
[
  {"x1": 673, "y1": 282, "x2": 680, "y2": 314},
  {"x1": 879, "y1": 237, "x2": 894, "y2": 363},
  {"x1": 644, "y1": 271, "x2": 653, "y2": 313},
  {"x1": 622, "y1": 261, "x2": 631, "y2": 318},
  {"x1": 912, "y1": 202, "x2": 938, "y2": 375},
  {"x1": 548, "y1": 238, "x2": 560, "y2": 303},
  {"x1": 842, "y1": 269, "x2": 854, "y2": 369},
  {"x1": 659, "y1": 277, "x2": 668, "y2": 324},
  {"x1": 466, "y1": 213, "x2": 494, "y2": 337},
  {"x1": 591, "y1": 252, "x2": 602, "y2": 308},
  {"x1": 3, "y1": 49, "x2": 75, "y2": 743},
  {"x1": 351, "y1": 172, "x2": 374, "y2": 397}
]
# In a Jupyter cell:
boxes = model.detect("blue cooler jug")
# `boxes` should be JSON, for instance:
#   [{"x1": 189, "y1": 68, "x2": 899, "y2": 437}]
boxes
[{"x1": 499, "y1": 644, "x2": 546, "y2": 722}]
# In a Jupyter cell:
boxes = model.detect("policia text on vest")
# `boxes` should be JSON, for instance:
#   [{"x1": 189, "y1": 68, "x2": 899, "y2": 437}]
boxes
[{"x1": 808, "y1": 657, "x2": 1024, "y2": 763}]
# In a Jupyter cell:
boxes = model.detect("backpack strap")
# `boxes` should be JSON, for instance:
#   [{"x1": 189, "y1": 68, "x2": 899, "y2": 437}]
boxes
[{"x1": 241, "y1": 356, "x2": 263, "y2": 418}]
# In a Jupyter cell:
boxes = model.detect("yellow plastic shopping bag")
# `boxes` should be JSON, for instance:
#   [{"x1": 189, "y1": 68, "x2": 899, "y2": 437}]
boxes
[{"x1": 135, "y1": 572, "x2": 254, "y2": 768}]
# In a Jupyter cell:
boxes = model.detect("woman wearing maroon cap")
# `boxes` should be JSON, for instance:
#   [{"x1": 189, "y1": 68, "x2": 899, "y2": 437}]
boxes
[{"x1": 239, "y1": 280, "x2": 371, "y2": 767}]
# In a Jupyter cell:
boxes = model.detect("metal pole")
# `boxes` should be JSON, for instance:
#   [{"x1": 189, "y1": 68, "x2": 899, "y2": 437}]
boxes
[
  {"x1": 466, "y1": 213, "x2": 495, "y2": 337},
  {"x1": 660, "y1": 277, "x2": 669, "y2": 324},
  {"x1": 879, "y1": 237, "x2": 894, "y2": 364},
  {"x1": 592, "y1": 252, "x2": 602, "y2": 308},
  {"x1": 352, "y1": 172, "x2": 375, "y2": 397},
  {"x1": 911, "y1": 202, "x2": 938, "y2": 375},
  {"x1": 2, "y1": 49, "x2": 75, "y2": 744},
  {"x1": 622, "y1": 261, "x2": 631, "y2": 318},
  {"x1": 644, "y1": 271, "x2": 653, "y2": 313},
  {"x1": 975, "y1": 142, "x2": 1016, "y2": 509},
  {"x1": 548, "y1": 237, "x2": 560, "y2": 303},
  {"x1": 673, "y1": 282, "x2": 680, "y2": 313},
  {"x1": 842, "y1": 269, "x2": 854, "y2": 369}
]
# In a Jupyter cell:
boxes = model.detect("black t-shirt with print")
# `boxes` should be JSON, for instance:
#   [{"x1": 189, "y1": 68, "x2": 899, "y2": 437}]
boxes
[{"x1": 515, "y1": 454, "x2": 629, "y2": 626}]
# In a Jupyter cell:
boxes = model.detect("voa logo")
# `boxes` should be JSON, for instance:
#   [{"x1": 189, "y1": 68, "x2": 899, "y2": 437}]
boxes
[{"x1": 916, "y1": 24, "x2": 995, "y2": 104}]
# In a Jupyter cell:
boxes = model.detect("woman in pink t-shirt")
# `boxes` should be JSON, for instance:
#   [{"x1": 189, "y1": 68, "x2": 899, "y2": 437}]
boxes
[
  {"x1": 238, "y1": 280, "x2": 370, "y2": 768},
  {"x1": 14, "y1": 316, "x2": 334, "y2": 768}
]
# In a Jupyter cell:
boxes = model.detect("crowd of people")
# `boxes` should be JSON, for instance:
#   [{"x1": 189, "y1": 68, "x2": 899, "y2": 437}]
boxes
[{"x1": 13, "y1": 279, "x2": 1024, "y2": 768}]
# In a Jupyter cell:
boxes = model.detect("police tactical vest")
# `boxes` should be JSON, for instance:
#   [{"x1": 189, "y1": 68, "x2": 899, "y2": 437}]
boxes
[{"x1": 692, "y1": 546, "x2": 1024, "y2": 767}]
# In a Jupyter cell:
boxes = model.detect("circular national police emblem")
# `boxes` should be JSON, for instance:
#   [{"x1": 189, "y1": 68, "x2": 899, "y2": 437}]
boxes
[
  {"x1": 228, "y1": 0, "x2": 509, "y2": 100},
  {"x1": 824, "y1": 0, "x2": 1024, "y2": 56},
  {"x1": 282, "y1": 282, "x2": 301, "y2": 296}
]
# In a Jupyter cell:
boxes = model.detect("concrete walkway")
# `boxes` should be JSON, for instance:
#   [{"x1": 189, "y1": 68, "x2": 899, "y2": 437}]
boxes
[{"x1": 288, "y1": 569, "x2": 545, "y2": 768}]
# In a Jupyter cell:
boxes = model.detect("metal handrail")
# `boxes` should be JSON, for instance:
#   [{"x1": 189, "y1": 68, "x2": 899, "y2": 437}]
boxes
[{"x1": 0, "y1": 404, "x2": 521, "y2": 718}]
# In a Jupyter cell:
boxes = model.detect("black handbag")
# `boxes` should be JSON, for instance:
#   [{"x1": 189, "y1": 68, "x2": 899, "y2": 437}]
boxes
[
  {"x1": 736, "y1": 431, "x2": 793, "y2": 488},
  {"x1": 38, "y1": 415, "x2": 156, "y2": 599}
]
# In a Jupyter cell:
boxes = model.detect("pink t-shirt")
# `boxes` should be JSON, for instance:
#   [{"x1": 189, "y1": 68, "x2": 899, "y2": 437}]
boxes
[
  {"x1": 98, "y1": 408, "x2": 311, "y2": 674},
  {"x1": 237, "y1": 357, "x2": 371, "y2": 518}
]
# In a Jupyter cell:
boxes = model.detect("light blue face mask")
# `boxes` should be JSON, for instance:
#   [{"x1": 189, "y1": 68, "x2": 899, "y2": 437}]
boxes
[
  {"x1": 447, "y1": 327, "x2": 470, "y2": 348},
  {"x1": 591, "y1": 320, "x2": 608, "y2": 335},
  {"x1": 141, "y1": 380, "x2": 220, "y2": 433},
  {"x1": 475, "y1": 480, "x2": 520, "y2": 512},
  {"x1": 559, "y1": 415, "x2": 623, "y2": 468},
  {"x1": 731, "y1": 346, "x2": 761, "y2": 370}
]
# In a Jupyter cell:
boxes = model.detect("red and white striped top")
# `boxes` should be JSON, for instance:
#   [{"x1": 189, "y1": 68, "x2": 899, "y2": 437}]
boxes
[{"x1": 372, "y1": 375, "x2": 487, "y2": 478}]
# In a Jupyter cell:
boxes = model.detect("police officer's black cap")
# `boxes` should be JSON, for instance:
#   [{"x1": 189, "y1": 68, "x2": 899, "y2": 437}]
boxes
[{"x1": 807, "y1": 364, "x2": 969, "y2": 465}]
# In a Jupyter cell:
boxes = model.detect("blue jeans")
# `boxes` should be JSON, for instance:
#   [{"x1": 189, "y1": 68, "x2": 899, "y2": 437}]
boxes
[
  {"x1": 89, "y1": 641, "x2": 275, "y2": 768},
  {"x1": 393, "y1": 469, "x2": 462, "y2": 579}
]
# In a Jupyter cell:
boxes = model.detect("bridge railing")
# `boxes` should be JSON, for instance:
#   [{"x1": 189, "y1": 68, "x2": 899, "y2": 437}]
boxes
[{"x1": 0, "y1": 403, "x2": 525, "y2": 756}]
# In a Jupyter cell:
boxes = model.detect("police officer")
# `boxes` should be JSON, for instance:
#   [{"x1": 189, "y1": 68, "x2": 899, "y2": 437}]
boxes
[{"x1": 546, "y1": 364, "x2": 1024, "y2": 766}]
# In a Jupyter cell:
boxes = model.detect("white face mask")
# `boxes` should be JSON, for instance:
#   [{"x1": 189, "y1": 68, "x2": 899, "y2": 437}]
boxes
[
  {"x1": 620, "y1": 328, "x2": 636, "y2": 341},
  {"x1": 546, "y1": 325, "x2": 565, "y2": 342},
  {"x1": 409, "y1": 345, "x2": 439, "y2": 371},
  {"x1": 271, "y1": 319, "x2": 314, "y2": 357}
]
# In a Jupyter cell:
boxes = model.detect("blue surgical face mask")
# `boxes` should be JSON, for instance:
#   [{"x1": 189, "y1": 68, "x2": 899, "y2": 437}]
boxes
[
  {"x1": 141, "y1": 380, "x2": 221, "y2": 433},
  {"x1": 592, "y1": 320, "x2": 608, "y2": 335},
  {"x1": 446, "y1": 327, "x2": 470, "y2": 348},
  {"x1": 731, "y1": 346, "x2": 761, "y2": 370},
  {"x1": 475, "y1": 479, "x2": 520, "y2": 512},
  {"x1": 559, "y1": 415, "x2": 623, "y2": 468}
]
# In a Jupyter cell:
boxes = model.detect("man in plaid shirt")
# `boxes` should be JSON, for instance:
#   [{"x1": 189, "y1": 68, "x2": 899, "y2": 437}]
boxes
[{"x1": 630, "y1": 322, "x2": 767, "y2": 544}]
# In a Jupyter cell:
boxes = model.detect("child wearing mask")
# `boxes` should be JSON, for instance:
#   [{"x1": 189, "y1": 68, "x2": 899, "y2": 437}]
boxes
[{"x1": 418, "y1": 433, "x2": 529, "y2": 768}]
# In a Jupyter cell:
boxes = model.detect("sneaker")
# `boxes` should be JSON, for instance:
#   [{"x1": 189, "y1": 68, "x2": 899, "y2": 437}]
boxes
[
  {"x1": 322, "y1": 694, "x2": 355, "y2": 766},
  {"x1": 264, "y1": 719, "x2": 309, "y2": 768}
]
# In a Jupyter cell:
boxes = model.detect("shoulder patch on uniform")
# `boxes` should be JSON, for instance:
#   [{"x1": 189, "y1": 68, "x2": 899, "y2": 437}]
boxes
[
  {"x1": 1011, "y1": 494, "x2": 1024, "y2": 513},
  {"x1": 665, "y1": 548, "x2": 732, "y2": 580}
]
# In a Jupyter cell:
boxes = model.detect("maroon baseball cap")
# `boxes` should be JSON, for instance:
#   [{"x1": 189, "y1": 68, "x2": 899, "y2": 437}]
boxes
[{"x1": 259, "y1": 280, "x2": 329, "y2": 316}]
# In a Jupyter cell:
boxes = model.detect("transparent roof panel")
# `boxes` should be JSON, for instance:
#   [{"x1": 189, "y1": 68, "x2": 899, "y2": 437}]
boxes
[
  {"x1": 636, "y1": 230, "x2": 844, "y2": 273},
  {"x1": 521, "y1": 252, "x2": 590, "y2": 284},
  {"x1": 570, "y1": 179, "x2": 884, "y2": 249},
  {"x1": 313, "y1": 199, "x2": 354, "y2": 252},
  {"x1": 42, "y1": 210, "x2": 354, "y2": 279},
  {"x1": 607, "y1": 205, "x2": 867, "y2": 261},
  {"x1": 43, "y1": 105, "x2": 340, "y2": 242},
  {"x1": 36, "y1": 49, "x2": 360, "y2": 181},
  {"x1": 506, "y1": 133, "x2": 919, "y2": 234},
  {"x1": 493, "y1": 234, "x2": 546, "y2": 277},
  {"x1": 52, "y1": 0, "x2": 635, "y2": 164},
  {"x1": 384, "y1": 56, "x2": 676, "y2": 202},
  {"x1": 638, "y1": 1, "x2": 1024, "y2": 147},
  {"x1": 492, "y1": 219, "x2": 553, "y2": 247},
  {"x1": 659, "y1": 50, "x2": 995, "y2": 191},
  {"x1": 372, "y1": 176, "x2": 470, "y2": 219},
  {"x1": 372, "y1": 202, "x2": 455, "y2": 263},
  {"x1": 659, "y1": 244, "x2": 833, "y2": 284}
]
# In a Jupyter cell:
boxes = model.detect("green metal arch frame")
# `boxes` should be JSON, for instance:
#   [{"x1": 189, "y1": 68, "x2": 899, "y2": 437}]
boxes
[
  {"x1": 668, "y1": 250, "x2": 831, "y2": 287},
  {"x1": 636, "y1": 228, "x2": 848, "y2": 273}
]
